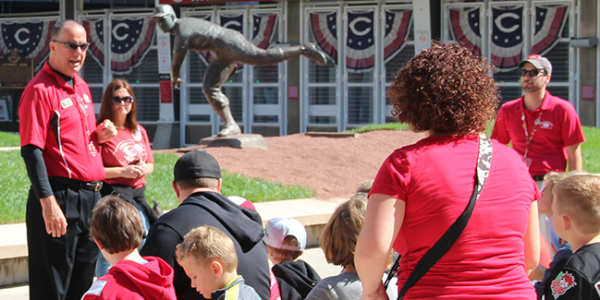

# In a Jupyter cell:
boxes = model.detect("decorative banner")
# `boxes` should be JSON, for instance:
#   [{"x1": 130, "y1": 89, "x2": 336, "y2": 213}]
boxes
[
  {"x1": 449, "y1": 7, "x2": 482, "y2": 57},
  {"x1": 383, "y1": 9, "x2": 412, "y2": 63},
  {"x1": 252, "y1": 13, "x2": 278, "y2": 50},
  {"x1": 490, "y1": 6, "x2": 524, "y2": 71},
  {"x1": 84, "y1": 17, "x2": 156, "y2": 75},
  {"x1": 310, "y1": 11, "x2": 338, "y2": 64},
  {"x1": 532, "y1": 5, "x2": 568, "y2": 56},
  {"x1": 0, "y1": 20, "x2": 56, "y2": 72},
  {"x1": 346, "y1": 9, "x2": 375, "y2": 73}
]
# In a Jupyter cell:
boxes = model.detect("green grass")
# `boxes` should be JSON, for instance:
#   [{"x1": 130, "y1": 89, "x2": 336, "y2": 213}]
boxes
[
  {"x1": 346, "y1": 122, "x2": 409, "y2": 133},
  {"x1": 0, "y1": 151, "x2": 316, "y2": 224},
  {"x1": 582, "y1": 126, "x2": 600, "y2": 173},
  {"x1": 0, "y1": 131, "x2": 20, "y2": 147}
]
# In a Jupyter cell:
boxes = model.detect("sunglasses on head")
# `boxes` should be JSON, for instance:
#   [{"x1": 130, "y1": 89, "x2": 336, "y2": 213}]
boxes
[
  {"x1": 519, "y1": 69, "x2": 546, "y2": 78},
  {"x1": 52, "y1": 39, "x2": 90, "y2": 51},
  {"x1": 112, "y1": 96, "x2": 134, "y2": 105}
]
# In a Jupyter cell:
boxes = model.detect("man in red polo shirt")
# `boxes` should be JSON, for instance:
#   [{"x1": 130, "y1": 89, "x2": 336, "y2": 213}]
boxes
[
  {"x1": 492, "y1": 54, "x2": 585, "y2": 182},
  {"x1": 19, "y1": 20, "x2": 117, "y2": 300}
]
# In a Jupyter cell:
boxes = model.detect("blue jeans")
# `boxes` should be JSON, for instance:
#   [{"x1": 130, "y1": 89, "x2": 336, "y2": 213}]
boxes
[{"x1": 95, "y1": 202, "x2": 150, "y2": 278}]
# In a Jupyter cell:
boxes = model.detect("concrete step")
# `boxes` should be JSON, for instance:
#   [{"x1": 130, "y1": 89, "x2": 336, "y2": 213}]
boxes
[{"x1": 0, "y1": 197, "x2": 346, "y2": 287}]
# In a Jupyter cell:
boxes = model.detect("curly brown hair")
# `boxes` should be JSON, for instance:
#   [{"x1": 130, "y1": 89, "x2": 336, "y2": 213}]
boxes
[{"x1": 388, "y1": 42, "x2": 499, "y2": 135}]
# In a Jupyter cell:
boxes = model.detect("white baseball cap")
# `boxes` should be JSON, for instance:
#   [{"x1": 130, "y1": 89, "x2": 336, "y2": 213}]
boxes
[
  {"x1": 519, "y1": 54, "x2": 552, "y2": 75},
  {"x1": 263, "y1": 217, "x2": 307, "y2": 251}
]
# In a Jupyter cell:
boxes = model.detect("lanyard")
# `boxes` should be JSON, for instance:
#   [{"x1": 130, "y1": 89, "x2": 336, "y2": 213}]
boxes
[
  {"x1": 71, "y1": 93, "x2": 97, "y2": 156},
  {"x1": 520, "y1": 109, "x2": 543, "y2": 160}
]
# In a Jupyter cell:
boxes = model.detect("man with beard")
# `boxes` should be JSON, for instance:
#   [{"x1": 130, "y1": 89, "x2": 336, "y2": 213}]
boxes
[{"x1": 492, "y1": 54, "x2": 585, "y2": 183}]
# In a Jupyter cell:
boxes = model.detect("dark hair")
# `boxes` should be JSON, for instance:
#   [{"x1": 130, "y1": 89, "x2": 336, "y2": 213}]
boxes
[
  {"x1": 176, "y1": 177, "x2": 219, "y2": 190},
  {"x1": 320, "y1": 196, "x2": 366, "y2": 267},
  {"x1": 89, "y1": 195, "x2": 145, "y2": 254},
  {"x1": 388, "y1": 42, "x2": 499, "y2": 135},
  {"x1": 51, "y1": 20, "x2": 83, "y2": 39},
  {"x1": 97, "y1": 79, "x2": 139, "y2": 133}
]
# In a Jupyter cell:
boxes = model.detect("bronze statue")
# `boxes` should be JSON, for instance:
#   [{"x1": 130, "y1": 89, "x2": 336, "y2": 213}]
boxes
[{"x1": 153, "y1": 5, "x2": 328, "y2": 137}]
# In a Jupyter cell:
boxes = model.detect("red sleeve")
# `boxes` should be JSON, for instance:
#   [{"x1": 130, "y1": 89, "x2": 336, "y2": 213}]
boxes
[
  {"x1": 560, "y1": 103, "x2": 586, "y2": 147},
  {"x1": 141, "y1": 126, "x2": 154, "y2": 163},
  {"x1": 370, "y1": 151, "x2": 409, "y2": 202},
  {"x1": 19, "y1": 85, "x2": 53, "y2": 149},
  {"x1": 491, "y1": 107, "x2": 511, "y2": 145}
]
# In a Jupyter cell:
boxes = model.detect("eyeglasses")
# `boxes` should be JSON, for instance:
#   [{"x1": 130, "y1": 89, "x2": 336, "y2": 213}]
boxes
[
  {"x1": 112, "y1": 96, "x2": 134, "y2": 105},
  {"x1": 52, "y1": 39, "x2": 90, "y2": 51},
  {"x1": 519, "y1": 69, "x2": 547, "y2": 78}
]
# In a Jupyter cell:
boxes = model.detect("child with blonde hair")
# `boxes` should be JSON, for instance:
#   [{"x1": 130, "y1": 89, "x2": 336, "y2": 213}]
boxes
[
  {"x1": 176, "y1": 225, "x2": 260, "y2": 300},
  {"x1": 543, "y1": 175, "x2": 600, "y2": 300}
]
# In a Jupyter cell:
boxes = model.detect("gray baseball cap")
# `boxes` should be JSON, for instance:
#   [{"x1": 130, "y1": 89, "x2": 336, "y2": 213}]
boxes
[{"x1": 519, "y1": 54, "x2": 552, "y2": 75}]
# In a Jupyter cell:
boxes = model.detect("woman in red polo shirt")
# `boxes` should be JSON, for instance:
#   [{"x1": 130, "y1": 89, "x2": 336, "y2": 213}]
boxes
[{"x1": 96, "y1": 79, "x2": 156, "y2": 277}]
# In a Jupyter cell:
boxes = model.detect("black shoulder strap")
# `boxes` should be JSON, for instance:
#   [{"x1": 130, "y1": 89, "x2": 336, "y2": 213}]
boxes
[{"x1": 396, "y1": 136, "x2": 493, "y2": 299}]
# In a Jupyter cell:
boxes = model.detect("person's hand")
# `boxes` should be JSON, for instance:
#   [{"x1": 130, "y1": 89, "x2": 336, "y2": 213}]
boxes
[
  {"x1": 171, "y1": 77, "x2": 184, "y2": 90},
  {"x1": 121, "y1": 165, "x2": 145, "y2": 179},
  {"x1": 40, "y1": 195, "x2": 67, "y2": 238},
  {"x1": 360, "y1": 283, "x2": 389, "y2": 300},
  {"x1": 97, "y1": 119, "x2": 117, "y2": 144}
]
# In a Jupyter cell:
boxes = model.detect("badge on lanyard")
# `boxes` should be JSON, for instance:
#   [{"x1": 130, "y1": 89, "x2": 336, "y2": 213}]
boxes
[
  {"x1": 60, "y1": 98, "x2": 74, "y2": 109},
  {"x1": 88, "y1": 141, "x2": 97, "y2": 156}
]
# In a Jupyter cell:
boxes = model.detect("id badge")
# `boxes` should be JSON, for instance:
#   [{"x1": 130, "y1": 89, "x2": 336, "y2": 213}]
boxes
[
  {"x1": 88, "y1": 141, "x2": 98, "y2": 157},
  {"x1": 523, "y1": 157, "x2": 532, "y2": 169}
]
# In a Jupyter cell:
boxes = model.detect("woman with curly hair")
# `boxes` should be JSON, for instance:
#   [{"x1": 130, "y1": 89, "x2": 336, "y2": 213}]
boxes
[{"x1": 355, "y1": 43, "x2": 540, "y2": 299}]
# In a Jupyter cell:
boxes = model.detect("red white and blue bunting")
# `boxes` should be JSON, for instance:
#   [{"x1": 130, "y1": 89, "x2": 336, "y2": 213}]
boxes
[
  {"x1": 383, "y1": 9, "x2": 412, "y2": 63},
  {"x1": 83, "y1": 17, "x2": 156, "y2": 75},
  {"x1": 0, "y1": 20, "x2": 56, "y2": 71},
  {"x1": 490, "y1": 6, "x2": 524, "y2": 71},
  {"x1": 346, "y1": 9, "x2": 376, "y2": 73},
  {"x1": 532, "y1": 5, "x2": 568, "y2": 56},
  {"x1": 449, "y1": 6, "x2": 482, "y2": 57},
  {"x1": 252, "y1": 13, "x2": 278, "y2": 50},
  {"x1": 310, "y1": 11, "x2": 338, "y2": 64}
]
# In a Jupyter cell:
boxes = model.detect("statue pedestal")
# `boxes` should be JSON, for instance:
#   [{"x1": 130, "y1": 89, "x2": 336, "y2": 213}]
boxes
[{"x1": 199, "y1": 134, "x2": 267, "y2": 149}]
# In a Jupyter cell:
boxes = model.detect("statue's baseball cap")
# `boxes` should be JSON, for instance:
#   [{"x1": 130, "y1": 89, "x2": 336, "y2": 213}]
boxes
[
  {"x1": 263, "y1": 217, "x2": 307, "y2": 251},
  {"x1": 518, "y1": 54, "x2": 552, "y2": 75},
  {"x1": 173, "y1": 150, "x2": 221, "y2": 182}
]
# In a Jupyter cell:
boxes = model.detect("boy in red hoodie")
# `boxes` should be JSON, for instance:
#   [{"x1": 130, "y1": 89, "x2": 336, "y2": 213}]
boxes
[{"x1": 82, "y1": 195, "x2": 176, "y2": 300}]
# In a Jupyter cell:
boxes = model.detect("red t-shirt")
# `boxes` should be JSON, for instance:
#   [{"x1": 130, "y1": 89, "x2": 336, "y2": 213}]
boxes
[
  {"x1": 371, "y1": 135, "x2": 540, "y2": 299},
  {"x1": 19, "y1": 62, "x2": 105, "y2": 182},
  {"x1": 101, "y1": 126, "x2": 154, "y2": 188},
  {"x1": 491, "y1": 91, "x2": 585, "y2": 176}
]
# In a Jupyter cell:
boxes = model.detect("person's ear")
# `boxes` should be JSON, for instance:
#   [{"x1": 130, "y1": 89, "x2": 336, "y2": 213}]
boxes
[
  {"x1": 562, "y1": 214, "x2": 572, "y2": 231},
  {"x1": 93, "y1": 237, "x2": 104, "y2": 250},
  {"x1": 216, "y1": 178, "x2": 223, "y2": 193},
  {"x1": 211, "y1": 260, "x2": 224, "y2": 278},
  {"x1": 172, "y1": 181, "x2": 180, "y2": 197}
]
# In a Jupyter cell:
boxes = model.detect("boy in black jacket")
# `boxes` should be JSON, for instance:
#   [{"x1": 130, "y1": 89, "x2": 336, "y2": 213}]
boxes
[{"x1": 264, "y1": 217, "x2": 321, "y2": 300}]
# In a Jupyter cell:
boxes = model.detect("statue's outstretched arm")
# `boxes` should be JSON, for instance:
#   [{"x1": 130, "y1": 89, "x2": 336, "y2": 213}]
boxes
[{"x1": 170, "y1": 48, "x2": 187, "y2": 90}]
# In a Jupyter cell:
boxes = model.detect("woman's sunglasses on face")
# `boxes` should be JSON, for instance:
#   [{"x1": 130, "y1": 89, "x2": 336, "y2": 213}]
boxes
[
  {"x1": 519, "y1": 69, "x2": 547, "y2": 78},
  {"x1": 52, "y1": 39, "x2": 90, "y2": 51},
  {"x1": 112, "y1": 96, "x2": 134, "y2": 105}
]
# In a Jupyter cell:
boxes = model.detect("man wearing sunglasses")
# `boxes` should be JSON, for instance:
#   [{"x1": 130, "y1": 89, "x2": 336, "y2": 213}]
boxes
[
  {"x1": 492, "y1": 54, "x2": 585, "y2": 183},
  {"x1": 19, "y1": 20, "x2": 117, "y2": 300}
]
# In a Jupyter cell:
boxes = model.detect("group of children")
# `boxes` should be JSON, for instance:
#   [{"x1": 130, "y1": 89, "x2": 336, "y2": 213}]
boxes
[{"x1": 80, "y1": 173, "x2": 600, "y2": 300}]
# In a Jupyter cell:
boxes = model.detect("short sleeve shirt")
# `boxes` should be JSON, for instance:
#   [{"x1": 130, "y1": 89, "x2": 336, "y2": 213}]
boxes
[
  {"x1": 101, "y1": 126, "x2": 154, "y2": 188},
  {"x1": 544, "y1": 243, "x2": 600, "y2": 300},
  {"x1": 19, "y1": 62, "x2": 105, "y2": 182},
  {"x1": 370, "y1": 135, "x2": 539, "y2": 299},
  {"x1": 491, "y1": 91, "x2": 585, "y2": 176}
]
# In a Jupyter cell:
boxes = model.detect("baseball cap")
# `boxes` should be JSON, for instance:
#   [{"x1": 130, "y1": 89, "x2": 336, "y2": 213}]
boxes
[
  {"x1": 263, "y1": 217, "x2": 307, "y2": 251},
  {"x1": 518, "y1": 54, "x2": 552, "y2": 75},
  {"x1": 173, "y1": 150, "x2": 221, "y2": 182}
]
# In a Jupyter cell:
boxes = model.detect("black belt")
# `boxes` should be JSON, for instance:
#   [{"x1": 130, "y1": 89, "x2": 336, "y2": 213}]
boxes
[
  {"x1": 50, "y1": 177, "x2": 103, "y2": 192},
  {"x1": 532, "y1": 175, "x2": 545, "y2": 182}
]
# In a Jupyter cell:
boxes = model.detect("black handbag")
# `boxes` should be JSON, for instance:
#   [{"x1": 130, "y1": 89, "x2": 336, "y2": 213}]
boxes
[{"x1": 384, "y1": 136, "x2": 493, "y2": 299}]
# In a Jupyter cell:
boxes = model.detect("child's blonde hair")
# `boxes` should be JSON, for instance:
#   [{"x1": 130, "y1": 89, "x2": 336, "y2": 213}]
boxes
[
  {"x1": 176, "y1": 225, "x2": 238, "y2": 272},
  {"x1": 320, "y1": 195, "x2": 367, "y2": 267},
  {"x1": 553, "y1": 175, "x2": 600, "y2": 235}
]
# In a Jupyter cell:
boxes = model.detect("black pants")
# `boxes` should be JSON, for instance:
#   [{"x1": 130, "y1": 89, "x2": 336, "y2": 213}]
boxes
[
  {"x1": 100, "y1": 183, "x2": 157, "y2": 225},
  {"x1": 26, "y1": 181, "x2": 100, "y2": 300}
]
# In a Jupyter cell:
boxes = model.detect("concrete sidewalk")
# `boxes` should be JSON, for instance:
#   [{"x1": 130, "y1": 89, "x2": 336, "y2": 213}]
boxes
[{"x1": 0, "y1": 197, "x2": 347, "y2": 299}]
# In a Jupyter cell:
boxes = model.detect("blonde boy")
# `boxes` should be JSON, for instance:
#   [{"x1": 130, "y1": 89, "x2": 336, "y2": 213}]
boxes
[
  {"x1": 543, "y1": 175, "x2": 600, "y2": 300},
  {"x1": 176, "y1": 225, "x2": 261, "y2": 300}
]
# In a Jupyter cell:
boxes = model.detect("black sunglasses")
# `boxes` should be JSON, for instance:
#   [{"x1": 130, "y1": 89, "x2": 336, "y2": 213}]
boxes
[
  {"x1": 519, "y1": 69, "x2": 546, "y2": 78},
  {"x1": 52, "y1": 39, "x2": 90, "y2": 51},
  {"x1": 112, "y1": 96, "x2": 134, "y2": 105}
]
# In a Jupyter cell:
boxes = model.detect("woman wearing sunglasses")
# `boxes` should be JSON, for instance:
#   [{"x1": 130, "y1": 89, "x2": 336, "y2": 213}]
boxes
[{"x1": 96, "y1": 79, "x2": 157, "y2": 277}]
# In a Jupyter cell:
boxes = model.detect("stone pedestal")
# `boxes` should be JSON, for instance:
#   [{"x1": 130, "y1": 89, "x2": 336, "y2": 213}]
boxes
[{"x1": 199, "y1": 134, "x2": 267, "y2": 149}]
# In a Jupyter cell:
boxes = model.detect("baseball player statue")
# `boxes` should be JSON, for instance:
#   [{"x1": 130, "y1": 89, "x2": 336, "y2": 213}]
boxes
[{"x1": 153, "y1": 5, "x2": 328, "y2": 137}]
